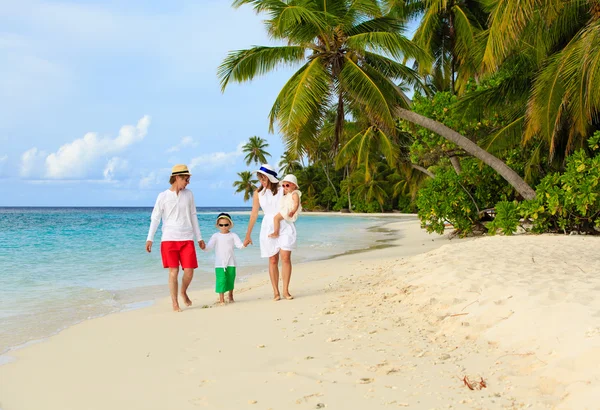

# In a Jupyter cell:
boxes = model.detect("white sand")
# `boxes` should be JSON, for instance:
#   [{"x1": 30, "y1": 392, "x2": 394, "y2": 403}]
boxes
[{"x1": 1, "y1": 220, "x2": 599, "y2": 409}]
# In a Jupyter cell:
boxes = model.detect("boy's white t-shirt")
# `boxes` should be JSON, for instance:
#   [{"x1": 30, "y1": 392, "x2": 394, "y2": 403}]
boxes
[{"x1": 205, "y1": 232, "x2": 245, "y2": 267}]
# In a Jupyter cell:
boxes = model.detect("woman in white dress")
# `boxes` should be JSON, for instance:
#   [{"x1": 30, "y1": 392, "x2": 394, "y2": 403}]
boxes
[{"x1": 243, "y1": 164, "x2": 296, "y2": 301}]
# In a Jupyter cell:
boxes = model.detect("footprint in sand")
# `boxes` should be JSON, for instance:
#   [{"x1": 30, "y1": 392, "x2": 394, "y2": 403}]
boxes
[{"x1": 189, "y1": 396, "x2": 208, "y2": 407}]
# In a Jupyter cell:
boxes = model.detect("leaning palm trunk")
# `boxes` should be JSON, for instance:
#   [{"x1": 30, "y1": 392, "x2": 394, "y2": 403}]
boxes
[
  {"x1": 411, "y1": 163, "x2": 436, "y2": 179},
  {"x1": 396, "y1": 108, "x2": 536, "y2": 200},
  {"x1": 449, "y1": 155, "x2": 462, "y2": 175}
]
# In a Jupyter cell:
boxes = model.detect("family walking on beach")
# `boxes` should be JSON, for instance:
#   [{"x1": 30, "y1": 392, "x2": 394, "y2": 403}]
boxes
[{"x1": 145, "y1": 163, "x2": 302, "y2": 311}]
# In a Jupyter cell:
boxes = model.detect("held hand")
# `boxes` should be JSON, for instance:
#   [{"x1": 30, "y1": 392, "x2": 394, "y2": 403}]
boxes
[
  {"x1": 146, "y1": 241, "x2": 152, "y2": 253},
  {"x1": 198, "y1": 240, "x2": 206, "y2": 250},
  {"x1": 243, "y1": 237, "x2": 253, "y2": 247}
]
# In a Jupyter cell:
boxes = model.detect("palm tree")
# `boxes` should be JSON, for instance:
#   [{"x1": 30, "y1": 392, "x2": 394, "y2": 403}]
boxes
[
  {"x1": 221, "y1": 0, "x2": 538, "y2": 200},
  {"x1": 242, "y1": 136, "x2": 271, "y2": 165},
  {"x1": 354, "y1": 164, "x2": 389, "y2": 212},
  {"x1": 278, "y1": 150, "x2": 302, "y2": 175},
  {"x1": 232, "y1": 171, "x2": 258, "y2": 202},
  {"x1": 219, "y1": 0, "x2": 429, "y2": 156},
  {"x1": 476, "y1": 0, "x2": 600, "y2": 160},
  {"x1": 411, "y1": 0, "x2": 488, "y2": 94}
]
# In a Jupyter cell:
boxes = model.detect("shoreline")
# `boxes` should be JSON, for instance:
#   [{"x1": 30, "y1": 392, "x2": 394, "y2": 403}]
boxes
[
  {"x1": 0, "y1": 215, "x2": 411, "y2": 358},
  {"x1": 2, "y1": 222, "x2": 599, "y2": 409}
]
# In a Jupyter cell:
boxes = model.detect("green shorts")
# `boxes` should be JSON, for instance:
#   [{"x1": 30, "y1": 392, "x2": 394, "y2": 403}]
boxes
[{"x1": 215, "y1": 266, "x2": 236, "y2": 293}]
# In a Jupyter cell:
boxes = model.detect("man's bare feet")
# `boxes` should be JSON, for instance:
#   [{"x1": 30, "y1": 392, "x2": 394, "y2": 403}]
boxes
[
  {"x1": 181, "y1": 292, "x2": 192, "y2": 307},
  {"x1": 268, "y1": 232, "x2": 279, "y2": 238}
]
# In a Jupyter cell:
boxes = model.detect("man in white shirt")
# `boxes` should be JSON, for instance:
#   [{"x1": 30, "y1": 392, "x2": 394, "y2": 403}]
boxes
[{"x1": 146, "y1": 164, "x2": 206, "y2": 312}]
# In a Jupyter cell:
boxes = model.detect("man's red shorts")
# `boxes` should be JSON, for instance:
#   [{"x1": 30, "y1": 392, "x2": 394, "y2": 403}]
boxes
[{"x1": 161, "y1": 240, "x2": 198, "y2": 269}]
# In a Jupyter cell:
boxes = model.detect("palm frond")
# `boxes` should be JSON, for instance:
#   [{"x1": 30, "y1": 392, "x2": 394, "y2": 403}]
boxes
[
  {"x1": 345, "y1": 15, "x2": 404, "y2": 36},
  {"x1": 480, "y1": 0, "x2": 538, "y2": 72},
  {"x1": 346, "y1": 31, "x2": 430, "y2": 64},
  {"x1": 362, "y1": 51, "x2": 427, "y2": 93},
  {"x1": 524, "y1": 45, "x2": 573, "y2": 154},
  {"x1": 218, "y1": 46, "x2": 306, "y2": 91},
  {"x1": 269, "y1": 58, "x2": 332, "y2": 152},
  {"x1": 265, "y1": 4, "x2": 333, "y2": 41},
  {"x1": 339, "y1": 56, "x2": 399, "y2": 129},
  {"x1": 480, "y1": 115, "x2": 525, "y2": 154}
]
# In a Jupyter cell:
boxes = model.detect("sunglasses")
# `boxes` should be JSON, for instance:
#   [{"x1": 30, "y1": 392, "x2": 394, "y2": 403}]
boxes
[
  {"x1": 218, "y1": 223, "x2": 230, "y2": 227},
  {"x1": 282, "y1": 183, "x2": 294, "y2": 187}
]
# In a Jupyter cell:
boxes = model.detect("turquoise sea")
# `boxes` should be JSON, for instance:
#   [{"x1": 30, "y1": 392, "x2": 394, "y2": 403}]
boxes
[{"x1": 0, "y1": 207, "x2": 411, "y2": 356}]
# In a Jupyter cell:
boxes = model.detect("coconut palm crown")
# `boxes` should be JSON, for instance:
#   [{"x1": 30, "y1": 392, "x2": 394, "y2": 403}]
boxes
[
  {"x1": 218, "y1": 0, "x2": 430, "y2": 155},
  {"x1": 242, "y1": 136, "x2": 271, "y2": 165}
]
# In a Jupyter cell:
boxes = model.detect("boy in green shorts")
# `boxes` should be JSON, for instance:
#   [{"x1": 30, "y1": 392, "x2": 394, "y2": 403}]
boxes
[{"x1": 204, "y1": 213, "x2": 245, "y2": 304}]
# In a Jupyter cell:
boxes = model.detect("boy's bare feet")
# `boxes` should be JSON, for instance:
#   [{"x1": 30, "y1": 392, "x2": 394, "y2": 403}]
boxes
[
  {"x1": 228, "y1": 292, "x2": 235, "y2": 303},
  {"x1": 268, "y1": 232, "x2": 279, "y2": 238},
  {"x1": 181, "y1": 292, "x2": 192, "y2": 307}
]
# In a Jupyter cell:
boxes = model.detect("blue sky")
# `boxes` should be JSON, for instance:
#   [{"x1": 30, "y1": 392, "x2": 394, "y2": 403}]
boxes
[{"x1": 0, "y1": 1, "x2": 417, "y2": 207}]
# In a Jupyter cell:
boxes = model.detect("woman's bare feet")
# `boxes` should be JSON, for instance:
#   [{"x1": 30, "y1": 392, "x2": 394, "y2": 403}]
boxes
[
  {"x1": 172, "y1": 303, "x2": 182, "y2": 312},
  {"x1": 283, "y1": 293, "x2": 294, "y2": 300},
  {"x1": 273, "y1": 293, "x2": 281, "y2": 301}
]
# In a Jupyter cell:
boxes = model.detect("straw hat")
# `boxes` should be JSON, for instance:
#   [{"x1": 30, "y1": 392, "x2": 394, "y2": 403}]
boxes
[
  {"x1": 216, "y1": 212, "x2": 234, "y2": 228},
  {"x1": 281, "y1": 174, "x2": 298, "y2": 188},
  {"x1": 254, "y1": 164, "x2": 279, "y2": 183},
  {"x1": 171, "y1": 164, "x2": 192, "y2": 176}
]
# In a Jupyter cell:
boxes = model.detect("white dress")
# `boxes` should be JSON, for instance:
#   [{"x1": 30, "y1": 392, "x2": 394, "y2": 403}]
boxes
[
  {"x1": 259, "y1": 187, "x2": 297, "y2": 258},
  {"x1": 279, "y1": 190, "x2": 302, "y2": 223}
]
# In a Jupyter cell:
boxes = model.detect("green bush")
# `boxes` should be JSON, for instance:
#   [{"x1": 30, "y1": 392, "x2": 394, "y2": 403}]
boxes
[
  {"x1": 489, "y1": 132, "x2": 600, "y2": 235},
  {"x1": 417, "y1": 159, "x2": 513, "y2": 236},
  {"x1": 486, "y1": 201, "x2": 520, "y2": 235},
  {"x1": 519, "y1": 147, "x2": 600, "y2": 234}
]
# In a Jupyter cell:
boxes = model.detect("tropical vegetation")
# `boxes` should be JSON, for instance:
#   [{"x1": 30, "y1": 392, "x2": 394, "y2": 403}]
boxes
[{"x1": 227, "y1": 0, "x2": 600, "y2": 236}]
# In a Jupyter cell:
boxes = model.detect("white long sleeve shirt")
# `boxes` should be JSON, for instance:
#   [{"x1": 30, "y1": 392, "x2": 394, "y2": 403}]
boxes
[
  {"x1": 204, "y1": 232, "x2": 244, "y2": 267},
  {"x1": 147, "y1": 189, "x2": 203, "y2": 242}
]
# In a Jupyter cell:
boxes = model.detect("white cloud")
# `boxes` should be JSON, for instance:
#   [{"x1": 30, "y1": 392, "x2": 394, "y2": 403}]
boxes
[
  {"x1": 188, "y1": 142, "x2": 244, "y2": 175},
  {"x1": 167, "y1": 136, "x2": 196, "y2": 153},
  {"x1": 103, "y1": 157, "x2": 129, "y2": 180},
  {"x1": 20, "y1": 147, "x2": 47, "y2": 178},
  {"x1": 139, "y1": 171, "x2": 161, "y2": 189},
  {"x1": 45, "y1": 115, "x2": 150, "y2": 179}
]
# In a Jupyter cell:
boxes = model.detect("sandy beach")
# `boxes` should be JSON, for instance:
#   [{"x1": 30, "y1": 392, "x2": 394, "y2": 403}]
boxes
[{"x1": 1, "y1": 220, "x2": 599, "y2": 409}]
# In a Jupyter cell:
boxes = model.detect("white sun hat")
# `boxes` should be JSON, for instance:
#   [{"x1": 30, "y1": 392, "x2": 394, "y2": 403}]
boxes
[
  {"x1": 255, "y1": 164, "x2": 279, "y2": 183},
  {"x1": 281, "y1": 174, "x2": 298, "y2": 187}
]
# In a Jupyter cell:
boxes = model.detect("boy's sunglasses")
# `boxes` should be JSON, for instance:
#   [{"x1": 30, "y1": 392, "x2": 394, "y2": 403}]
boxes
[
  {"x1": 218, "y1": 223, "x2": 230, "y2": 227},
  {"x1": 282, "y1": 183, "x2": 292, "y2": 187}
]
